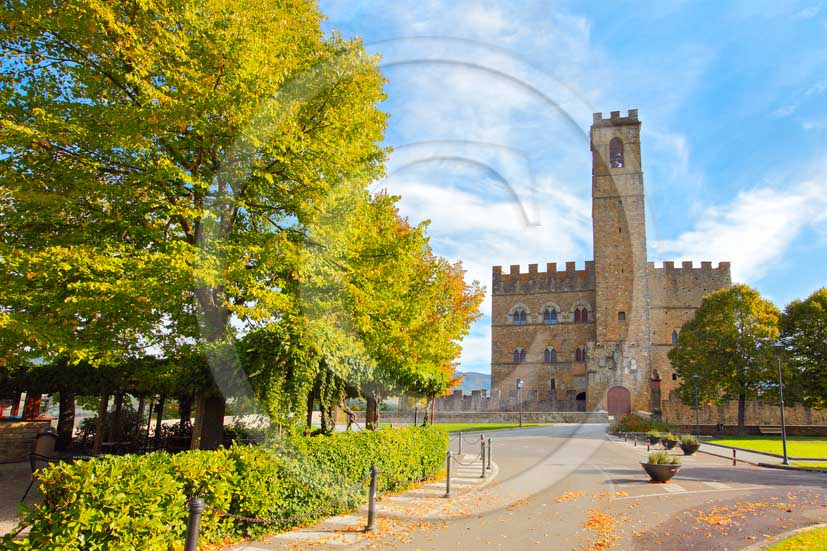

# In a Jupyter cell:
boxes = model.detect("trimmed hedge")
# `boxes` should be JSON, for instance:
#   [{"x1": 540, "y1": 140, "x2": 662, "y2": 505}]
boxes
[
  {"x1": 609, "y1": 413, "x2": 671, "y2": 434},
  {"x1": 3, "y1": 426, "x2": 448, "y2": 551}
]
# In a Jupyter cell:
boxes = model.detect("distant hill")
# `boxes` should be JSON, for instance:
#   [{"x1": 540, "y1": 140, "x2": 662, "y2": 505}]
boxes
[{"x1": 452, "y1": 371, "x2": 490, "y2": 393}]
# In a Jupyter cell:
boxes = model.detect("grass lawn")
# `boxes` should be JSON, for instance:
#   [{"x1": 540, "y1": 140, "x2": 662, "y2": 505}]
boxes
[
  {"x1": 433, "y1": 423, "x2": 547, "y2": 433},
  {"x1": 766, "y1": 526, "x2": 827, "y2": 550},
  {"x1": 791, "y1": 462, "x2": 827, "y2": 470},
  {"x1": 706, "y1": 436, "x2": 827, "y2": 458}
]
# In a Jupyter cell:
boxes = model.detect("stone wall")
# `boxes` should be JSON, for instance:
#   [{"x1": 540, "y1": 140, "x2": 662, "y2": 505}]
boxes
[
  {"x1": 0, "y1": 420, "x2": 50, "y2": 463},
  {"x1": 379, "y1": 410, "x2": 608, "y2": 425},
  {"x1": 660, "y1": 395, "x2": 827, "y2": 427}
]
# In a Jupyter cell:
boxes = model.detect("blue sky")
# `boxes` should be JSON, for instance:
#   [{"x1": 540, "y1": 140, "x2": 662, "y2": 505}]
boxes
[{"x1": 320, "y1": 1, "x2": 827, "y2": 375}]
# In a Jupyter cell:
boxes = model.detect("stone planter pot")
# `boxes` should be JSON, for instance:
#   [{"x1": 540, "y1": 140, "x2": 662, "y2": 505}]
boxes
[
  {"x1": 641, "y1": 462, "x2": 680, "y2": 483},
  {"x1": 661, "y1": 439, "x2": 678, "y2": 450},
  {"x1": 680, "y1": 442, "x2": 700, "y2": 455}
]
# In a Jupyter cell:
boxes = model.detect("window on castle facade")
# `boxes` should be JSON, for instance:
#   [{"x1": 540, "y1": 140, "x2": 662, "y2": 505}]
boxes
[
  {"x1": 574, "y1": 308, "x2": 581, "y2": 323},
  {"x1": 513, "y1": 348, "x2": 527, "y2": 363},
  {"x1": 609, "y1": 137, "x2": 624, "y2": 168},
  {"x1": 671, "y1": 330, "x2": 679, "y2": 345},
  {"x1": 575, "y1": 347, "x2": 584, "y2": 362},
  {"x1": 618, "y1": 311, "x2": 626, "y2": 321},
  {"x1": 582, "y1": 308, "x2": 589, "y2": 322},
  {"x1": 543, "y1": 308, "x2": 558, "y2": 324},
  {"x1": 512, "y1": 308, "x2": 527, "y2": 325},
  {"x1": 544, "y1": 347, "x2": 557, "y2": 363},
  {"x1": 550, "y1": 378, "x2": 556, "y2": 390}
]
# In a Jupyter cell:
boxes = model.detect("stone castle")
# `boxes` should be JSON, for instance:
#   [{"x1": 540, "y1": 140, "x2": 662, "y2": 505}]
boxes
[{"x1": 490, "y1": 109, "x2": 732, "y2": 417}]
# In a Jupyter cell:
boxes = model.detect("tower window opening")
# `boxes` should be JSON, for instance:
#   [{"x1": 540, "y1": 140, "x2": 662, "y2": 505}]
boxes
[
  {"x1": 513, "y1": 308, "x2": 528, "y2": 325},
  {"x1": 544, "y1": 347, "x2": 557, "y2": 364},
  {"x1": 672, "y1": 373, "x2": 678, "y2": 381},
  {"x1": 671, "y1": 330, "x2": 679, "y2": 345},
  {"x1": 575, "y1": 347, "x2": 585, "y2": 362},
  {"x1": 581, "y1": 308, "x2": 589, "y2": 323},
  {"x1": 618, "y1": 311, "x2": 626, "y2": 321},
  {"x1": 513, "y1": 348, "x2": 527, "y2": 363},
  {"x1": 543, "y1": 308, "x2": 558, "y2": 325},
  {"x1": 550, "y1": 378, "x2": 556, "y2": 390},
  {"x1": 574, "y1": 308, "x2": 581, "y2": 323},
  {"x1": 609, "y1": 137, "x2": 624, "y2": 168}
]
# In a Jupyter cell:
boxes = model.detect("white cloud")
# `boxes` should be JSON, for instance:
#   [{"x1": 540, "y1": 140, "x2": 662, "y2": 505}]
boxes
[
  {"x1": 652, "y1": 176, "x2": 827, "y2": 282},
  {"x1": 794, "y1": 6, "x2": 821, "y2": 19},
  {"x1": 773, "y1": 104, "x2": 797, "y2": 118},
  {"x1": 803, "y1": 120, "x2": 827, "y2": 130}
]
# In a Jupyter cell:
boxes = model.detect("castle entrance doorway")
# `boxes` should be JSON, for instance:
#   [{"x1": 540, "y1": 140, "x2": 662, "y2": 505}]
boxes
[{"x1": 607, "y1": 386, "x2": 631, "y2": 416}]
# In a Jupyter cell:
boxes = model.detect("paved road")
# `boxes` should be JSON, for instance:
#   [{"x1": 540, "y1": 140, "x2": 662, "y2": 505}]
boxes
[{"x1": 355, "y1": 423, "x2": 827, "y2": 551}]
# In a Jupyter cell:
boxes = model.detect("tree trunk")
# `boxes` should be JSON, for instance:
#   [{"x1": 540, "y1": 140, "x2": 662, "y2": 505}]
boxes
[
  {"x1": 56, "y1": 392, "x2": 75, "y2": 451},
  {"x1": 191, "y1": 288, "x2": 230, "y2": 449},
  {"x1": 179, "y1": 394, "x2": 193, "y2": 427},
  {"x1": 92, "y1": 392, "x2": 109, "y2": 456},
  {"x1": 306, "y1": 390, "x2": 315, "y2": 430},
  {"x1": 22, "y1": 393, "x2": 42, "y2": 420},
  {"x1": 737, "y1": 392, "x2": 746, "y2": 435},
  {"x1": 366, "y1": 396, "x2": 379, "y2": 430},
  {"x1": 136, "y1": 395, "x2": 146, "y2": 437},
  {"x1": 10, "y1": 392, "x2": 21, "y2": 416},
  {"x1": 153, "y1": 395, "x2": 166, "y2": 450},
  {"x1": 110, "y1": 393, "x2": 124, "y2": 441}
]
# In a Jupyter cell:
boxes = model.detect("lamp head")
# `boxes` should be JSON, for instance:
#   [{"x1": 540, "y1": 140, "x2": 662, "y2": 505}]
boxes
[{"x1": 516, "y1": 378, "x2": 524, "y2": 389}]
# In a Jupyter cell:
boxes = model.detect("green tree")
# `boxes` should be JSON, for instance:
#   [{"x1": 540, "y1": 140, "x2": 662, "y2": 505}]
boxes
[
  {"x1": 0, "y1": 0, "x2": 389, "y2": 446},
  {"x1": 669, "y1": 284, "x2": 780, "y2": 434},
  {"x1": 781, "y1": 288, "x2": 827, "y2": 409}
]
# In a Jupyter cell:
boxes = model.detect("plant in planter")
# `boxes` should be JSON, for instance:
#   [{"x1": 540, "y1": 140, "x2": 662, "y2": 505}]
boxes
[
  {"x1": 660, "y1": 433, "x2": 679, "y2": 450},
  {"x1": 646, "y1": 430, "x2": 660, "y2": 445},
  {"x1": 679, "y1": 434, "x2": 700, "y2": 455},
  {"x1": 642, "y1": 451, "x2": 681, "y2": 482}
]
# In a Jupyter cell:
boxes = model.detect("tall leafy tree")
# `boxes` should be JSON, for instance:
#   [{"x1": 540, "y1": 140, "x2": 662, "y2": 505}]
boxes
[
  {"x1": 669, "y1": 284, "x2": 780, "y2": 434},
  {"x1": 0, "y1": 0, "x2": 388, "y2": 446},
  {"x1": 781, "y1": 288, "x2": 827, "y2": 409}
]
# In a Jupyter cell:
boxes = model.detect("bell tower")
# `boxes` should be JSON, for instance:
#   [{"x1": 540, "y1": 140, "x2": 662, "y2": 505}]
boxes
[{"x1": 587, "y1": 109, "x2": 652, "y2": 412}]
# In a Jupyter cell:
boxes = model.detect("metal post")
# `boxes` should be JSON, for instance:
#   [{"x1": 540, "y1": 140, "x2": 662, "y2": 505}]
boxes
[
  {"x1": 518, "y1": 387, "x2": 523, "y2": 427},
  {"x1": 184, "y1": 498, "x2": 205, "y2": 551},
  {"x1": 634, "y1": 436, "x2": 637, "y2": 447},
  {"x1": 732, "y1": 449, "x2": 736, "y2": 466},
  {"x1": 693, "y1": 373, "x2": 700, "y2": 437},
  {"x1": 777, "y1": 351, "x2": 789, "y2": 465},
  {"x1": 413, "y1": 406, "x2": 417, "y2": 426},
  {"x1": 458, "y1": 433, "x2": 462, "y2": 454},
  {"x1": 480, "y1": 440, "x2": 486, "y2": 478},
  {"x1": 487, "y1": 438, "x2": 492, "y2": 470},
  {"x1": 365, "y1": 465, "x2": 378, "y2": 532},
  {"x1": 444, "y1": 451, "x2": 452, "y2": 498}
]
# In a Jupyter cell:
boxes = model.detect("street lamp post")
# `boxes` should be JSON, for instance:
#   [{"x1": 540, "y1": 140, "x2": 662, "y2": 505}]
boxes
[
  {"x1": 693, "y1": 373, "x2": 700, "y2": 436},
  {"x1": 516, "y1": 378, "x2": 524, "y2": 427},
  {"x1": 771, "y1": 340, "x2": 789, "y2": 465}
]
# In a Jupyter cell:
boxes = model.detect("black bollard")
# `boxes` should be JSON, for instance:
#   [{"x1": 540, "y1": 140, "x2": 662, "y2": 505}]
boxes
[
  {"x1": 365, "y1": 466, "x2": 378, "y2": 532},
  {"x1": 458, "y1": 433, "x2": 463, "y2": 454},
  {"x1": 732, "y1": 449, "x2": 736, "y2": 466},
  {"x1": 444, "y1": 451, "x2": 452, "y2": 498},
  {"x1": 184, "y1": 498, "x2": 205, "y2": 551},
  {"x1": 480, "y1": 440, "x2": 486, "y2": 478},
  {"x1": 487, "y1": 438, "x2": 492, "y2": 470}
]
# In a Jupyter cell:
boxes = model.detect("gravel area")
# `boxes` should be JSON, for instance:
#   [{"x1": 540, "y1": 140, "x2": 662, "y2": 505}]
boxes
[{"x1": 0, "y1": 462, "x2": 35, "y2": 536}]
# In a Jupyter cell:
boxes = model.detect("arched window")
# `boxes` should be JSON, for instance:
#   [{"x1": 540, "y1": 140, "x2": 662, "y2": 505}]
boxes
[
  {"x1": 549, "y1": 378, "x2": 556, "y2": 390},
  {"x1": 581, "y1": 308, "x2": 589, "y2": 323},
  {"x1": 574, "y1": 308, "x2": 581, "y2": 323},
  {"x1": 671, "y1": 330, "x2": 679, "y2": 345},
  {"x1": 618, "y1": 311, "x2": 626, "y2": 321},
  {"x1": 575, "y1": 347, "x2": 583, "y2": 362},
  {"x1": 543, "y1": 308, "x2": 558, "y2": 325},
  {"x1": 513, "y1": 348, "x2": 526, "y2": 363},
  {"x1": 609, "y1": 137, "x2": 624, "y2": 168},
  {"x1": 512, "y1": 308, "x2": 528, "y2": 325},
  {"x1": 544, "y1": 347, "x2": 557, "y2": 364}
]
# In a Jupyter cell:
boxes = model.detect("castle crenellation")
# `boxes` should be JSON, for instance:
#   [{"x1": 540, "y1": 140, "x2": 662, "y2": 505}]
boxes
[{"x1": 490, "y1": 109, "x2": 733, "y2": 418}]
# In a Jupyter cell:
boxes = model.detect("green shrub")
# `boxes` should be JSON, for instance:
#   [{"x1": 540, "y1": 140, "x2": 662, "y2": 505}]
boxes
[
  {"x1": 646, "y1": 429, "x2": 661, "y2": 438},
  {"x1": 3, "y1": 426, "x2": 448, "y2": 550},
  {"x1": 646, "y1": 451, "x2": 680, "y2": 465},
  {"x1": 680, "y1": 434, "x2": 699, "y2": 445},
  {"x1": 610, "y1": 413, "x2": 671, "y2": 434},
  {"x1": 661, "y1": 433, "x2": 678, "y2": 441}
]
